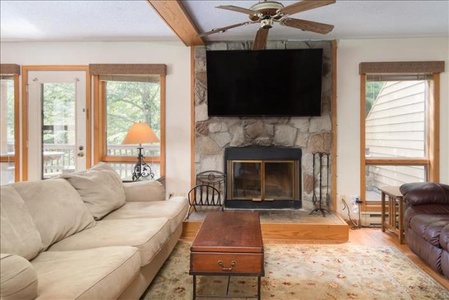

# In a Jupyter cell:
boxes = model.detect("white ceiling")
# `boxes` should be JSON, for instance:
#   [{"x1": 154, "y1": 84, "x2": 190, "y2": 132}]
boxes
[{"x1": 1, "y1": 0, "x2": 448, "y2": 43}]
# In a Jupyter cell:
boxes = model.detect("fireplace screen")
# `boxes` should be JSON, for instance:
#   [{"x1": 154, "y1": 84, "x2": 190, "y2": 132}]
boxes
[{"x1": 230, "y1": 160, "x2": 298, "y2": 201}]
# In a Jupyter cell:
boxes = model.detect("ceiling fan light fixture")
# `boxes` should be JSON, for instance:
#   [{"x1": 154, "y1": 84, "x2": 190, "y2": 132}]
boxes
[{"x1": 261, "y1": 18, "x2": 273, "y2": 29}]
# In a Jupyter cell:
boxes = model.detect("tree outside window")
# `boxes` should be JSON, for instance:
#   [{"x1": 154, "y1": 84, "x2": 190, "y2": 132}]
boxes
[
  {"x1": 1, "y1": 77, "x2": 15, "y2": 183},
  {"x1": 94, "y1": 73, "x2": 164, "y2": 180}
]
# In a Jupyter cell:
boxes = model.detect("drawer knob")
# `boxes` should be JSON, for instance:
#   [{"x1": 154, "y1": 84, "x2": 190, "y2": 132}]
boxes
[{"x1": 217, "y1": 260, "x2": 236, "y2": 271}]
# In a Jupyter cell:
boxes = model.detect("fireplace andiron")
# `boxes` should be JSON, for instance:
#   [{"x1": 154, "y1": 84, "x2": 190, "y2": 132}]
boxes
[{"x1": 309, "y1": 152, "x2": 331, "y2": 217}]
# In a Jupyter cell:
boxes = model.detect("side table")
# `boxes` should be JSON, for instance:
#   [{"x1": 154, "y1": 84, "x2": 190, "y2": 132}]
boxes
[{"x1": 379, "y1": 186, "x2": 405, "y2": 243}]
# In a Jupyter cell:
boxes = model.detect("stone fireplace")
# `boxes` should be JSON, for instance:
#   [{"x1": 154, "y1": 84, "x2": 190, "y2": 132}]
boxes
[
  {"x1": 225, "y1": 146, "x2": 301, "y2": 209},
  {"x1": 193, "y1": 40, "x2": 334, "y2": 210}
]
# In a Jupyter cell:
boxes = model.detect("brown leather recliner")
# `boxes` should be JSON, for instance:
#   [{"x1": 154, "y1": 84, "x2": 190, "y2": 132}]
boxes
[{"x1": 400, "y1": 182, "x2": 449, "y2": 277}]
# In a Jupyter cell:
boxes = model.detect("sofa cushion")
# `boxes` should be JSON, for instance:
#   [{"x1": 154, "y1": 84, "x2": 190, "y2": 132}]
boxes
[
  {"x1": 441, "y1": 250, "x2": 449, "y2": 278},
  {"x1": 31, "y1": 247, "x2": 140, "y2": 300},
  {"x1": 409, "y1": 214, "x2": 449, "y2": 247},
  {"x1": 11, "y1": 179, "x2": 95, "y2": 250},
  {"x1": 440, "y1": 224, "x2": 449, "y2": 251},
  {"x1": 48, "y1": 218, "x2": 171, "y2": 266},
  {"x1": 123, "y1": 180, "x2": 165, "y2": 202},
  {"x1": 62, "y1": 162, "x2": 126, "y2": 220},
  {"x1": 0, "y1": 186, "x2": 43, "y2": 260},
  {"x1": 0, "y1": 254, "x2": 38, "y2": 300},
  {"x1": 404, "y1": 204, "x2": 449, "y2": 224},
  {"x1": 103, "y1": 196, "x2": 188, "y2": 233},
  {"x1": 405, "y1": 228, "x2": 444, "y2": 274}
]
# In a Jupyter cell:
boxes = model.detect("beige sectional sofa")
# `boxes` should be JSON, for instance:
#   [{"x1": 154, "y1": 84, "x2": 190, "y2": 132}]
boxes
[{"x1": 0, "y1": 163, "x2": 189, "y2": 299}]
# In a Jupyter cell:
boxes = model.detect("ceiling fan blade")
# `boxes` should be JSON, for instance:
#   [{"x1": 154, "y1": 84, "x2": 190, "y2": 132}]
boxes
[
  {"x1": 279, "y1": 0, "x2": 335, "y2": 16},
  {"x1": 217, "y1": 5, "x2": 257, "y2": 15},
  {"x1": 253, "y1": 27, "x2": 269, "y2": 50},
  {"x1": 281, "y1": 18, "x2": 334, "y2": 34},
  {"x1": 198, "y1": 21, "x2": 255, "y2": 37}
]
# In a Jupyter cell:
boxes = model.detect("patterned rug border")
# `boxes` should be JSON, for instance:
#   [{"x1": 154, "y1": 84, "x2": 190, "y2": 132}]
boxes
[{"x1": 143, "y1": 241, "x2": 449, "y2": 300}]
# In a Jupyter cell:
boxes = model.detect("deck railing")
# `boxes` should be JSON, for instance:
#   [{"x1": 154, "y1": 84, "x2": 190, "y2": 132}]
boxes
[{"x1": 43, "y1": 144, "x2": 160, "y2": 179}]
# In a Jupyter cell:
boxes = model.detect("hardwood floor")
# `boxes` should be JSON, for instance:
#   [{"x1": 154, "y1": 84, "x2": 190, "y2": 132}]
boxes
[
  {"x1": 348, "y1": 227, "x2": 449, "y2": 290},
  {"x1": 182, "y1": 214, "x2": 449, "y2": 291}
]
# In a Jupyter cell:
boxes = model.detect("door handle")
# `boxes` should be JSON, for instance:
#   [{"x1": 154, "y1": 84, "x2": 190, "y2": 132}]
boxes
[{"x1": 77, "y1": 152, "x2": 84, "y2": 157}]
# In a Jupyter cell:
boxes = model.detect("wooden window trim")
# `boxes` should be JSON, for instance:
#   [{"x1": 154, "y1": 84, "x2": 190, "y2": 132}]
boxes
[
  {"x1": 0, "y1": 72, "x2": 20, "y2": 182},
  {"x1": 360, "y1": 62, "x2": 442, "y2": 212},
  {"x1": 92, "y1": 69, "x2": 166, "y2": 177},
  {"x1": 0, "y1": 64, "x2": 21, "y2": 75},
  {"x1": 89, "y1": 64, "x2": 166, "y2": 75},
  {"x1": 359, "y1": 61, "x2": 444, "y2": 74}
]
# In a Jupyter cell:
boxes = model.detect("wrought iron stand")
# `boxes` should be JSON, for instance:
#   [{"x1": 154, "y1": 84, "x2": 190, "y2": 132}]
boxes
[
  {"x1": 131, "y1": 146, "x2": 154, "y2": 181},
  {"x1": 309, "y1": 152, "x2": 331, "y2": 217}
]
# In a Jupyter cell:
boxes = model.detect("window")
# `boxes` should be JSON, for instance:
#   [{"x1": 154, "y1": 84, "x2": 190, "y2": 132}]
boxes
[
  {"x1": 0, "y1": 64, "x2": 20, "y2": 184},
  {"x1": 360, "y1": 61, "x2": 443, "y2": 210},
  {"x1": 91, "y1": 64, "x2": 166, "y2": 180}
]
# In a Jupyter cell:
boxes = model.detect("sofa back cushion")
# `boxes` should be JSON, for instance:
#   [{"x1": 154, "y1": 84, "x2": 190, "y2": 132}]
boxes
[
  {"x1": 62, "y1": 163, "x2": 126, "y2": 220},
  {"x1": 12, "y1": 179, "x2": 96, "y2": 250},
  {"x1": 0, "y1": 186, "x2": 43, "y2": 260},
  {"x1": 400, "y1": 182, "x2": 449, "y2": 206}
]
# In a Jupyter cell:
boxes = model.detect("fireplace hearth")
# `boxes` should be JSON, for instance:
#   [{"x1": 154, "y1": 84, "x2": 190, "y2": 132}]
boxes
[{"x1": 224, "y1": 146, "x2": 302, "y2": 209}]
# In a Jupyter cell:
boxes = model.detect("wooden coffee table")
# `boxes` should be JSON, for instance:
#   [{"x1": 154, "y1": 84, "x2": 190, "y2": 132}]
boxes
[{"x1": 189, "y1": 211, "x2": 264, "y2": 299}]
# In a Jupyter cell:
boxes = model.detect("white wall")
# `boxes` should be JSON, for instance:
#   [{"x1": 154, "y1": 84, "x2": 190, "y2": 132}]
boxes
[
  {"x1": 2, "y1": 37, "x2": 448, "y2": 209},
  {"x1": 337, "y1": 37, "x2": 449, "y2": 214},
  {"x1": 0, "y1": 41, "x2": 192, "y2": 195}
]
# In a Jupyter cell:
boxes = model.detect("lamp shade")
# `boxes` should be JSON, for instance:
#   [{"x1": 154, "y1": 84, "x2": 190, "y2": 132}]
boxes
[{"x1": 122, "y1": 122, "x2": 159, "y2": 145}]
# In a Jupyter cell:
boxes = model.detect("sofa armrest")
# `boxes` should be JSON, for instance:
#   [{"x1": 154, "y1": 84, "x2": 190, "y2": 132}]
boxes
[
  {"x1": 400, "y1": 182, "x2": 449, "y2": 206},
  {"x1": 0, "y1": 253, "x2": 38, "y2": 300},
  {"x1": 122, "y1": 180, "x2": 166, "y2": 202}
]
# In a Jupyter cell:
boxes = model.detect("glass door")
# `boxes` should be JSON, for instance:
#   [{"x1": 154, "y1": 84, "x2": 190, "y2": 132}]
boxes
[
  {"x1": 230, "y1": 160, "x2": 297, "y2": 201},
  {"x1": 232, "y1": 161, "x2": 262, "y2": 200},
  {"x1": 265, "y1": 161, "x2": 295, "y2": 200},
  {"x1": 27, "y1": 70, "x2": 87, "y2": 180}
]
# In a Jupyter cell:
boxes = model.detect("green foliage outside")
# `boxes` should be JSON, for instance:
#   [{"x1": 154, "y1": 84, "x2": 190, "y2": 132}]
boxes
[
  {"x1": 2, "y1": 79, "x2": 14, "y2": 148},
  {"x1": 106, "y1": 80, "x2": 161, "y2": 145},
  {"x1": 365, "y1": 81, "x2": 384, "y2": 117},
  {"x1": 39, "y1": 79, "x2": 160, "y2": 146},
  {"x1": 42, "y1": 83, "x2": 75, "y2": 144}
]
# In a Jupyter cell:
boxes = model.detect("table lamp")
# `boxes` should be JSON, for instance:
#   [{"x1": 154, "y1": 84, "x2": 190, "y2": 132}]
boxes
[{"x1": 122, "y1": 122, "x2": 159, "y2": 180}]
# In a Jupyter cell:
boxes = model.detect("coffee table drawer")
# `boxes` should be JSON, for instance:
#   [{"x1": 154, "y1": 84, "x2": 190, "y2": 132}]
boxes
[{"x1": 190, "y1": 252, "x2": 263, "y2": 275}]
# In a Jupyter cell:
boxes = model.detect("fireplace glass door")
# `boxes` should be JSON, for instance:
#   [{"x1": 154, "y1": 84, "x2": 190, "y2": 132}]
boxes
[{"x1": 231, "y1": 160, "x2": 296, "y2": 201}]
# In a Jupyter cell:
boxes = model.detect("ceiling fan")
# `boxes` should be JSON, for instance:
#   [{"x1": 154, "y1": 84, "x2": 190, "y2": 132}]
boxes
[{"x1": 199, "y1": 0, "x2": 336, "y2": 50}]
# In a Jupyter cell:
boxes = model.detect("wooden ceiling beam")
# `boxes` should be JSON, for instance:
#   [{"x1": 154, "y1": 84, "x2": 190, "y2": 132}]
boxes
[{"x1": 148, "y1": 0, "x2": 204, "y2": 46}]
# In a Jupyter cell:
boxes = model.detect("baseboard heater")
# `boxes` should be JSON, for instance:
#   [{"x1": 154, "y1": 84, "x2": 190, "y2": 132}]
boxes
[{"x1": 361, "y1": 213, "x2": 382, "y2": 226}]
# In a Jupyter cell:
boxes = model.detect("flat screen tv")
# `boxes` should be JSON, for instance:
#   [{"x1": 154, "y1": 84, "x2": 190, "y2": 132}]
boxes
[{"x1": 206, "y1": 48, "x2": 323, "y2": 117}]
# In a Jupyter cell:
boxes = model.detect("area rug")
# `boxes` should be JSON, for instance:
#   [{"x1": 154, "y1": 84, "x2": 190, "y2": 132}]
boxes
[{"x1": 143, "y1": 241, "x2": 449, "y2": 300}]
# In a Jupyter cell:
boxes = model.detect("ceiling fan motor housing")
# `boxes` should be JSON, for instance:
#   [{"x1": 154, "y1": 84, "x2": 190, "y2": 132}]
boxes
[{"x1": 249, "y1": 1, "x2": 284, "y2": 21}]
